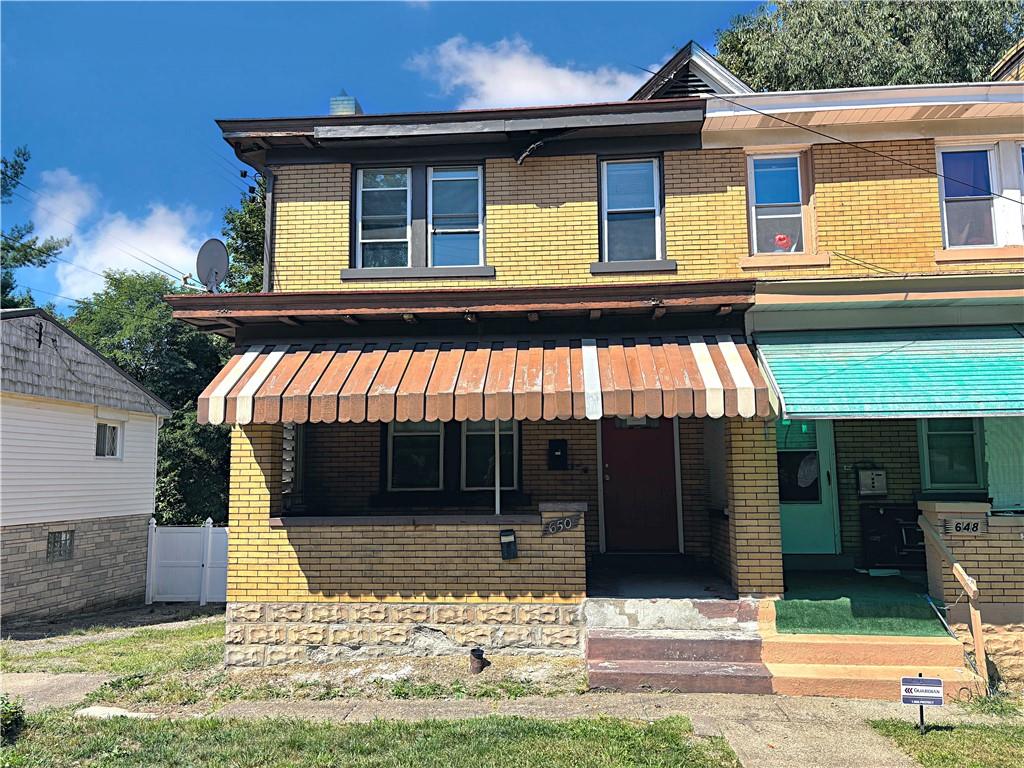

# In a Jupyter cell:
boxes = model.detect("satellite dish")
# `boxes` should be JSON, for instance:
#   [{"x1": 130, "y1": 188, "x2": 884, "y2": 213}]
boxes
[{"x1": 196, "y1": 239, "x2": 229, "y2": 292}]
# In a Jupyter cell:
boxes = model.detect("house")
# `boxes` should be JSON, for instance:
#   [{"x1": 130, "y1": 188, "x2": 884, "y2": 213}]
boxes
[
  {"x1": 167, "y1": 43, "x2": 1023, "y2": 696},
  {"x1": 0, "y1": 308, "x2": 172, "y2": 620}
]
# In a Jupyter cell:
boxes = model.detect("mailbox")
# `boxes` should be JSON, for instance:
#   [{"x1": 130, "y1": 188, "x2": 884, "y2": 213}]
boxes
[
  {"x1": 499, "y1": 529, "x2": 518, "y2": 560},
  {"x1": 547, "y1": 439, "x2": 569, "y2": 470}
]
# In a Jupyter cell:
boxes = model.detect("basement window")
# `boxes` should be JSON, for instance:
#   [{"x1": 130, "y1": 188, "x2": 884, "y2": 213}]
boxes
[{"x1": 47, "y1": 530, "x2": 74, "y2": 562}]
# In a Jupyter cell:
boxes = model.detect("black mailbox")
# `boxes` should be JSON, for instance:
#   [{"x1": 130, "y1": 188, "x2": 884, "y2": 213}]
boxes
[
  {"x1": 547, "y1": 439, "x2": 568, "y2": 470},
  {"x1": 499, "y1": 529, "x2": 518, "y2": 560}
]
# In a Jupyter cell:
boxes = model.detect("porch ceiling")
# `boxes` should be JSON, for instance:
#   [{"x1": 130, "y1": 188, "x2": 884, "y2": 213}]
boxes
[{"x1": 198, "y1": 335, "x2": 772, "y2": 426}]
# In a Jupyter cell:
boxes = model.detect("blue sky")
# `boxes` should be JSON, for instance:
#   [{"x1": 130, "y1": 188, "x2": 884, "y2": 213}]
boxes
[{"x1": 2, "y1": 1, "x2": 756, "y2": 309}]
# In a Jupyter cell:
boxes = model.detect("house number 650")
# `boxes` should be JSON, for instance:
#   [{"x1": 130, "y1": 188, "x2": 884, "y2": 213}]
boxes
[{"x1": 543, "y1": 515, "x2": 580, "y2": 536}]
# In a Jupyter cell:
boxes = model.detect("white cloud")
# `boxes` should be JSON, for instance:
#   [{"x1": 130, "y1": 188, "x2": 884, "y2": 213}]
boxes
[
  {"x1": 409, "y1": 36, "x2": 649, "y2": 109},
  {"x1": 34, "y1": 168, "x2": 98, "y2": 241},
  {"x1": 34, "y1": 169, "x2": 206, "y2": 298}
]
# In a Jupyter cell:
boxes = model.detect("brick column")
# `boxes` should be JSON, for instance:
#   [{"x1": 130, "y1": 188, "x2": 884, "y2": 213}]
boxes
[{"x1": 724, "y1": 417, "x2": 784, "y2": 597}]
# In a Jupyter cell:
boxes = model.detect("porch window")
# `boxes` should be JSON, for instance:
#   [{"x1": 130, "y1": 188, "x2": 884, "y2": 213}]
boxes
[
  {"x1": 388, "y1": 421, "x2": 443, "y2": 490},
  {"x1": 462, "y1": 420, "x2": 517, "y2": 490},
  {"x1": 601, "y1": 158, "x2": 662, "y2": 261},
  {"x1": 749, "y1": 155, "x2": 804, "y2": 254},
  {"x1": 938, "y1": 149, "x2": 995, "y2": 248},
  {"x1": 95, "y1": 422, "x2": 121, "y2": 458},
  {"x1": 918, "y1": 418, "x2": 985, "y2": 491},
  {"x1": 356, "y1": 168, "x2": 411, "y2": 268},
  {"x1": 776, "y1": 419, "x2": 820, "y2": 503},
  {"x1": 429, "y1": 166, "x2": 482, "y2": 266}
]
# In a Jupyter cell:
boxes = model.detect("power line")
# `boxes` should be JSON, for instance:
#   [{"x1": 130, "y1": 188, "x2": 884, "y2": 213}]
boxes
[
  {"x1": 632, "y1": 65, "x2": 1024, "y2": 206},
  {"x1": 0, "y1": 233, "x2": 107, "y2": 279},
  {"x1": 19, "y1": 285, "x2": 81, "y2": 304}
]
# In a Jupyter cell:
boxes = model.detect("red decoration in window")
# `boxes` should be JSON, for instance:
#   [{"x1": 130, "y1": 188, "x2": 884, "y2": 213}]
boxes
[{"x1": 774, "y1": 233, "x2": 793, "y2": 250}]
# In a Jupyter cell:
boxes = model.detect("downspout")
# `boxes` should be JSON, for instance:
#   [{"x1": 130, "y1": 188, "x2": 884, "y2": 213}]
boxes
[
  {"x1": 494, "y1": 419, "x2": 501, "y2": 515},
  {"x1": 262, "y1": 167, "x2": 276, "y2": 293}
]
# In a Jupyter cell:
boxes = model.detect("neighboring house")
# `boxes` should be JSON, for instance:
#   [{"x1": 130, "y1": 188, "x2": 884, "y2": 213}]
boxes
[
  {"x1": 167, "y1": 42, "x2": 1023, "y2": 697},
  {"x1": 1, "y1": 308, "x2": 172, "y2": 620}
]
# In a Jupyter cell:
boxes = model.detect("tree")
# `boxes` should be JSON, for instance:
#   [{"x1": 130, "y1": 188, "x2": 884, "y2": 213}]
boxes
[
  {"x1": 1, "y1": 146, "x2": 71, "y2": 308},
  {"x1": 223, "y1": 175, "x2": 265, "y2": 293},
  {"x1": 716, "y1": 1, "x2": 1024, "y2": 91},
  {"x1": 70, "y1": 271, "x2": 231, "y2": 524}
]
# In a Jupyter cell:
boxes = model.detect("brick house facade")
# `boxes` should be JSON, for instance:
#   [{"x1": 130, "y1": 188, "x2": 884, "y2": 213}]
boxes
[{"x1": 170, "y1": 47, "x2": 1022, "y2": 680}]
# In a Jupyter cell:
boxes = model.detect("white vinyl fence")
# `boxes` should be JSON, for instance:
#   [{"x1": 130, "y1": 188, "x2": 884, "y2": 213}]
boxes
[{"x1": 145, "y1": 518, "x2": 228, "y2": 605}]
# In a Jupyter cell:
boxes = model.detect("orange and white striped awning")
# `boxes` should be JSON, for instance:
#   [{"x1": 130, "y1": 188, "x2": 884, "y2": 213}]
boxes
[{"x1": 197, "y1": 335, "x2": 773, "y2": 425}]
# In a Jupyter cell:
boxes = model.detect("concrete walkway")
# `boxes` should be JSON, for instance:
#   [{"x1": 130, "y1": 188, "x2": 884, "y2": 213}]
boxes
[
  {"x1": 3, "y1": 673, "x2": 112, "y2": 714},
  {"x1": 207, "y1": 692, "x2": 1016, "y2": 768}
]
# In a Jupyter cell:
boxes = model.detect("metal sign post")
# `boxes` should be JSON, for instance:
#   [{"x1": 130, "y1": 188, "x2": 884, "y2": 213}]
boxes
[{"x1": 901, "y1": 673, "x2": 943, "y2": 734}]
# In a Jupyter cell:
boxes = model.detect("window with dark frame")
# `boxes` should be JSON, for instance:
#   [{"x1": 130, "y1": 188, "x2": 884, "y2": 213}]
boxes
[
  {"x1": 388, "y1": 421, "x2": 444, "y2": 490},
  {"x1": 46, "y1": 530, "x2": 74, "y2": 562},
  {"x1": 95, "y1": 422, "x2": 120, "y2": 458},
  {"x1": 749, "y1": 155, "x2": 804, "y2": 254},
  {"x1": 601, "y1": 158, "x2": 661, "y2": 262},
  {"x1": 919, "y1": 418, "x2": 985, "y2": 490}
]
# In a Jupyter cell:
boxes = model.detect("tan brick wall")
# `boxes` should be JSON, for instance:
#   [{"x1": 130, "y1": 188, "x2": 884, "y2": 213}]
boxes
[
  {"x1": 832, "y1": 420, "x2": 921, "y2": 560},
  {"x1": 1, "y1": 515, "x2": 149, "y2": 620},
  {"x1": 268, "y1": 141, "x2": 1018, "y2": 293},
  {"x1": 724, "y1": 418, "x2": 784, "y2": 596},
  {"x1": 678, "y1": 418, "x2": 711, "y2": 561},
  {"x1": 228, "y1": 424, "x2": 586, "y2": 604}
]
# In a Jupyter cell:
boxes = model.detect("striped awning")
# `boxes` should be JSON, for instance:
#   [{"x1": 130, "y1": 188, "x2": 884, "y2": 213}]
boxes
[{"x1": 198, "y1": 335, "x2": 772, "y2": 425}]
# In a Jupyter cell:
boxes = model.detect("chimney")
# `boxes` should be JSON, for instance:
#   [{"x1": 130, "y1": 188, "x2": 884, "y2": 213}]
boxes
[{"x1": 329, "y1": 89, "x2": 363, "y2": 116}]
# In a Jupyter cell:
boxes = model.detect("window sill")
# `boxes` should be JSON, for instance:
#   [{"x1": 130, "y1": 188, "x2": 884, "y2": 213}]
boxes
[
  {"x1": 589, "y1": 259, "x2": 677, "y2": 275},
  {"x1": 934, "y1": 245, "x2": 1024, "y2": 263},
  {"x1": 340, "y1": 265, "x2": 496, "y2": 281},
  {"x1": 270, "y1": 514, "x2": 541, "y2": 527},
  {"x1": 739, "y1": 252, "x2": 831, "y2": 269},
  {"x1": 369, "y1": 490, "x2": 532, "y2": 508}
]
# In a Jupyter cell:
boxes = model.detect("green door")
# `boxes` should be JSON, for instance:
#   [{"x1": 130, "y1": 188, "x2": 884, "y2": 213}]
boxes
[{"x1": 777, "y1": 419, "x2": 839, "y2": 554}]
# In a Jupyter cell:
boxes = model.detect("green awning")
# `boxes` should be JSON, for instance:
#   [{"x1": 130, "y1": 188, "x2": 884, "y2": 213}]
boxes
[{"x1": 756, "y1": 325, "x2": 1024, "y2": 419}]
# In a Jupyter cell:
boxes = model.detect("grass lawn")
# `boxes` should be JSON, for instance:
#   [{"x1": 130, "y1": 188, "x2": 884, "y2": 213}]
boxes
[
  {"x1": 1, "y1": 712, "x2": 739, "y2": 768},
  {"x1": 775, "y1": 571, "x2": 947, "y2": 637},
  {"x1": 870, "y1": 719, "x2": 1024, "y2": 768}
]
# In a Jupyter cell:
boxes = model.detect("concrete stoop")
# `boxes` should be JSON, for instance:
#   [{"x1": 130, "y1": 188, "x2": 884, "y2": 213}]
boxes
[{"x1": 583, "y1": 597, "x2": 986, "y2": 701}]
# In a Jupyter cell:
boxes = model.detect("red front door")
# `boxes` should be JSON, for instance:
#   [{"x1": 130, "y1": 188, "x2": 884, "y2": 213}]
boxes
[{"x1": 601, "y1": 417, "x2": 678, "y2": 553}]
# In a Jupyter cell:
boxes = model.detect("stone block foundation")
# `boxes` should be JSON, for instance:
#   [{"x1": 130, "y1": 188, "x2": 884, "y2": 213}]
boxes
[{"x1": 225, "y1": 601, "x2": 582, "y2": 666}]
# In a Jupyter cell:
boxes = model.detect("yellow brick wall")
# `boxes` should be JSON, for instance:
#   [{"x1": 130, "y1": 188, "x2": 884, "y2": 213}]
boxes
[
  {"x1": 268, "y1": 140, "x2": 1018, "y2": 293},
  {"x1": 724, "y1": 417, "x2": 784, "y2": 596},
  {"x1": 228, "y1": 424, "x2": 585, "y2": 604}
]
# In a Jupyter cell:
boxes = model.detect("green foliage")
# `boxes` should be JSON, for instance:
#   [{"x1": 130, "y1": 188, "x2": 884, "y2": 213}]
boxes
[
  {"x1": 1, "y1": 693, "x2": 26, "y2": 745},
  {"x1": 959, "y1": 691, "x2": 1023, "y2": 717},
  {"x1": 69, "y1": 272, "x2": 230, "y2": 523},
  {"x1": 1, "y1": 146, "x2": 71, "y2": 308},
  {"x1": 871, "y1": 719, "x2": 1024, "y2": 768},
  {"x1": 223, "y1": 175, "x2": 265, "y2": 293},
  {"x1": 716, "y1": 1, "x2": 1024, "y2": 91}
]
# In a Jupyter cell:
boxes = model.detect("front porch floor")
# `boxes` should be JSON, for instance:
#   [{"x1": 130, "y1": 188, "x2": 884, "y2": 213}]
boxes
[{"x1": 587, "y1": 554, "x2": 736, "y2": 600}]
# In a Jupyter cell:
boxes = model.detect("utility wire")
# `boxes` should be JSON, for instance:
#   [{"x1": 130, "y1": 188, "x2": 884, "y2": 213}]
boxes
[
  {"x1": 1, "y1": 233, "x2": 107, "y2": 279},
  {"x1": 19, "y1": 285, "x2": 81, "y2": 304},
  {"x1": 632, "y1": 64, "x2": 1024, "y2": 206}
]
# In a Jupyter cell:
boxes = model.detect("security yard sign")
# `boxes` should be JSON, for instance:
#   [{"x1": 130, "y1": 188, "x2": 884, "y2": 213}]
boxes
[
  {"x1": 902, "y1": 676, "x2": 943, "y2": 734},
  {"x1": 901, "y1": 677, "x2": 944, "y2": 706}
]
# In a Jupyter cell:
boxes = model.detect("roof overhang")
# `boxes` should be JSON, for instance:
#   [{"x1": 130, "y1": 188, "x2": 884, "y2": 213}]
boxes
[
  {"x1": 219, "y1": 99, "x2": 704, "y2": 169},
  {"x1": 167, "y1": 280, "x2": 756, "y2": 339}
]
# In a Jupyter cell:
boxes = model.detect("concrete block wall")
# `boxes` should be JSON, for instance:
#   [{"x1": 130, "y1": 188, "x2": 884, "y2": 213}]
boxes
[{"x1": 1, "y1": 514, "x2": 149, "y2": 620}]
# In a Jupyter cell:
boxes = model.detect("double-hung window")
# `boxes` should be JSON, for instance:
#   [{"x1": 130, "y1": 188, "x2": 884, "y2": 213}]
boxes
[
  {"x1": 749, "y1": 155, "x2": 804, "y2": 254},
  {"x1": 601, "y1": 159, "x2": 662, "y2": 262},
  {"x1": 357, "y1": 168, "x2": 411, "y2": 268},
  {"x1": 938, "y1": 149, "x2": 995, "y2": 248},
  {"x1": 429, "y1": 166, "x2": 482, "y2": 266},
  {"x1": 388, "y1": 421, "x2": 443, "y2": 490},
  {"x1": 95, "y1": 422, "x2": 121, "y2": 458},
  {"x1": 918, "y1": 418, "x2": 985, "y2": 491},
  {"x1": 462, "y1": 420, "x2": 517, "y2": 490}
]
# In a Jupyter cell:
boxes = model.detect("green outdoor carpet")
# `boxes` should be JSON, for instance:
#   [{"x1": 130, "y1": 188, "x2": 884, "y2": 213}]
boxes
[{"x1": 775, "y1": 571, "x2": 948, "y2": 637}]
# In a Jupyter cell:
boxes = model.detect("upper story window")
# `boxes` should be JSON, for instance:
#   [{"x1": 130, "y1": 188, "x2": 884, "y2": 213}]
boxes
[
  {"x1": 938, "y1": 149, "x2": 995, "y2": 248},
  {"x1": 356, "y1": 168, "x2": 411, "y2": 268},
  {"x1": 601, "y1": 158, "x2": 662, "y2": 262},
  {"x1": 918, "y1": 418, "x2": 985, "y2": 491},
  {"x1": 95, "y1": 421, "x2": 121, "y2": 458},
  {"x1": 429, "y1": 166, "x2": 482, "y2": 266},
  {"x1": 749, "y1": 155, "x2": 804, "y2": 254}
]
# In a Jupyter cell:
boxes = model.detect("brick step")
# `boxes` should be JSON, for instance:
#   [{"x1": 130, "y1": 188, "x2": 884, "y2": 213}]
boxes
[
  {"x1": 767, "y1": 662, "x2": 983, "y2": 702},
  {"x1": 588, "y1": 658, "x2": 773, "y2": 694},
  {"x1": 762, "y1": 633, "x2": 965, "y2": 668},
  {"x1": 586, "y1": 629, "x2": 762, "y2": 663}
]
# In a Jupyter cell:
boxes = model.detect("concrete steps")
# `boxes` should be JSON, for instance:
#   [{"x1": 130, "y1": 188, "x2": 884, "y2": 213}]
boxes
[
  {"x1": 761, "y1": 632, "x2": 967, "y2": 668},
  {"x1": 589, "y1": 658, "x2": 773, "y2": 694},
  {"x1": 582, "y1": 597, "x2": 760, "y2": 632},
  {"x1": 587, "y1": 629, "x2": 762, "y2": 663},
  {"x1": 767, "y1": 662, "x2": 981, "y2": 702}
]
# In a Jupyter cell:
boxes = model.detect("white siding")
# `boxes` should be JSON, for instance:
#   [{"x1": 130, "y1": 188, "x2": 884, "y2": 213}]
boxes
[{"x1": 0, "y1": 393, "x2": 159, "y2": 526}]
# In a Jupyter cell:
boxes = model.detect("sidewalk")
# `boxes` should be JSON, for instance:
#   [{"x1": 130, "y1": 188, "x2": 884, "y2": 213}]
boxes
[{"x1": 206, "y1": 692, "x2": 1014, "y2": 768}]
